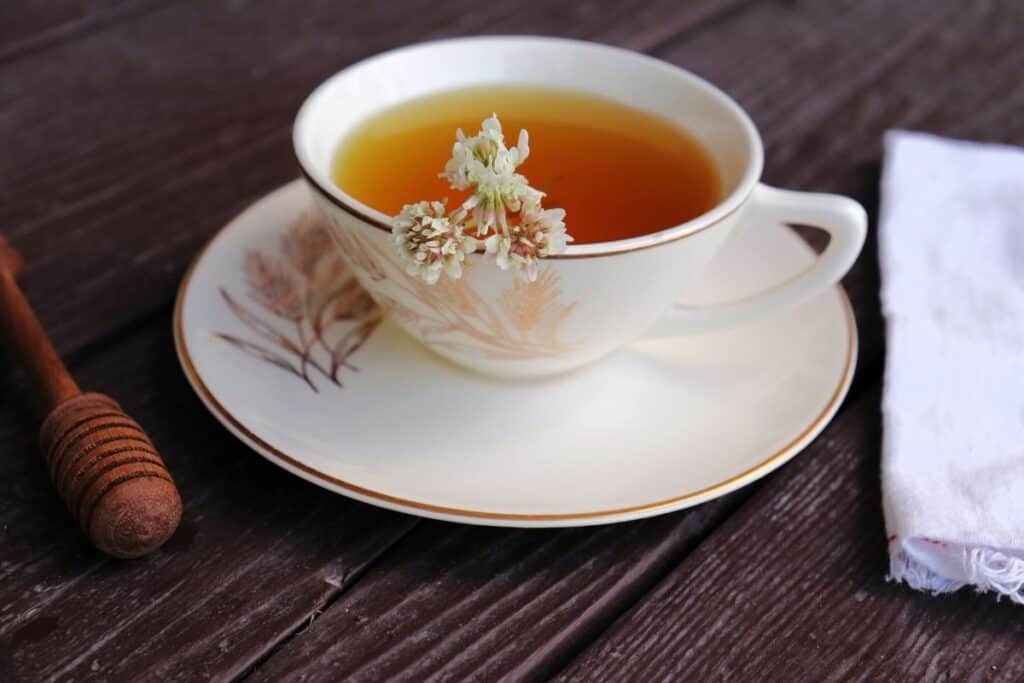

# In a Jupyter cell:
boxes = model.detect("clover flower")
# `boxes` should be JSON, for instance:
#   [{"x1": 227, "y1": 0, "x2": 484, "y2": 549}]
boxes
[
  {"x1": 486, "y1": 201, "x2": 571, "y2": 282},
  {"x1": 394, "y1": 115, "x2": 570, "y2": 282},
  {"x1": 442, "y1": 114, "x2": 530, "y2": 189},
  {"x1": 458, "y1": 167, "x2": 533, "y2": 233},
  {"x1": 392, "y1": 200, "x2": 478, "y2": 284}
]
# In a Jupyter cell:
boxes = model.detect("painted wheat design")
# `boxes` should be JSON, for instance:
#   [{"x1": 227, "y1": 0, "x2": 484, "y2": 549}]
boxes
[{"x1": 217, "y1": 212, "x2": 381, "y2": 392}]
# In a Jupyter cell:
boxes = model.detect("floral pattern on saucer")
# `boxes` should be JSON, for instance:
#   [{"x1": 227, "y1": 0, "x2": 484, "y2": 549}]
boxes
[{"x1": 217, "y1": 212, "x2": 380, "y2": 392}]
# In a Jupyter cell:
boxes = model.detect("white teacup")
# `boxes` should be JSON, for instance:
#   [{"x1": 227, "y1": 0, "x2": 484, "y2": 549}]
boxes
[{"x1": 294, "y1": 36, "x2": 866, "y2": 379}]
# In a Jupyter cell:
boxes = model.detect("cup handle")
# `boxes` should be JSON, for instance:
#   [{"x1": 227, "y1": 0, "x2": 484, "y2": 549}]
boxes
[{"x1": 648, "y1": 183, "x2": 866, "y2": 337}]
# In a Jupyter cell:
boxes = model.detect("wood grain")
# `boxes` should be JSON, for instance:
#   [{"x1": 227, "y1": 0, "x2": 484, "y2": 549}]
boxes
[
  {"x1": 0, "y1": 320, "x2": 416, "y2": 681},
  {"x1": 247, "y1": 500, "x2": 743, "y2": 683},
  {"x1": 555, "y1": 384, "x2": 1024, "y2": 682},
  {"x1": 0, "y1": 0, "x2": 170, "y2": 64}
]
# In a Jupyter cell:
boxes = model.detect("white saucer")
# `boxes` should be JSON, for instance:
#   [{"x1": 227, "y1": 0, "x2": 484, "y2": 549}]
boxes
[{"x1": 174, "y1": 180, "x2": 856, "y2": 527}]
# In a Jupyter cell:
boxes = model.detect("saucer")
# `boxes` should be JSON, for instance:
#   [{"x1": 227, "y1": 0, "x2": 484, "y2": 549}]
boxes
[{"x1": 174, "y1": 180, "x2": 856, "y2": 527}]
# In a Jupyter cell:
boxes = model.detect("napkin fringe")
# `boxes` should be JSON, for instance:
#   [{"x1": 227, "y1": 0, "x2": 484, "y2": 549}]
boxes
[{"x1": 889, "y1": 544, "x2": 1024, "y2": 604}]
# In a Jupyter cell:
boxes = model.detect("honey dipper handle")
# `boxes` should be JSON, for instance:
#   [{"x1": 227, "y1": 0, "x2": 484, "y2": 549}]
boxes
[
  {"x1": 0, "y1": 236, "x2": 182, "y2": 558},
  {"x1": 0, "y1": 237, "x2": 81, "y2": 410}
]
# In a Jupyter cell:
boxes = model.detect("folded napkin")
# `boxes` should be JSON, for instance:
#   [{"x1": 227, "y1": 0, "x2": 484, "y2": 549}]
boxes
[{"x1": 880, "y1": 130, "x2": 1024, "y2": 603}]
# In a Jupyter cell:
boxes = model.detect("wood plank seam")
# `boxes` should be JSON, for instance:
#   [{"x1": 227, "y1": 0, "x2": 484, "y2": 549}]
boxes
[
  {"x1": 642, "y1": 0, "x2": 763, "y2": 56},
  {"x1": 533, "y1": 374, "x2": 883, "y2": 681},
  {"x1": 37, "y1": 485, "x2": 379, "y2": 679},
  {"x1": 230, "y1": 519, "x2": 425, "y2": 681},
  {"x1": 0, "y1": 0, "x2": 183, "y2": 67},
  {"x1": 550, "y1": 381, "x2": 886, "y2": 680}
]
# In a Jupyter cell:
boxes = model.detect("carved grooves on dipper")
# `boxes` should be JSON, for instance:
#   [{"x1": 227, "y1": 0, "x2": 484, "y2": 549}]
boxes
[{"x1": 40, "y1": 393, "x2": 174, "y2": 531}]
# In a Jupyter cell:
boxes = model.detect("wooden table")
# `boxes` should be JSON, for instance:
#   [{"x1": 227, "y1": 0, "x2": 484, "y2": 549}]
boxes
[{"x1": 2, "y1": 1, "x2": 1022, "y2": 680}]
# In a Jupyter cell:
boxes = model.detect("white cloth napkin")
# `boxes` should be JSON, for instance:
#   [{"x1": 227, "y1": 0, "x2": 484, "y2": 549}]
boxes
[{"x1": 880, "y1": 130, "x2": 1024, "y2": 603}]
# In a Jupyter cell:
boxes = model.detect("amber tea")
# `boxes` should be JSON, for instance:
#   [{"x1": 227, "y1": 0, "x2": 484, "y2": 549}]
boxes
[{"x1": 331, "y1": 86, "x2": 721, "y2": 245}]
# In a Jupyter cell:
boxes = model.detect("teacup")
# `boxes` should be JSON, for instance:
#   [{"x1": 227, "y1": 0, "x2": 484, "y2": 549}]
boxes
[{"x1": 294, "y1": 36, "x2": 866, "y2": 379}]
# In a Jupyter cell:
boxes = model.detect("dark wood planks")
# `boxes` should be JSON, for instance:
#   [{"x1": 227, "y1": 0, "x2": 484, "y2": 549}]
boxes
[
  {"x1": 248, "y1": 503, "x2": 744, "y2": 682},
  {"x1": 0, "y1": 0, "x2": 173, "y2": 64},
  {"x1": 2, "y1": 0, "x2": 1018, "y2": 681},
  {"x1": 0, "y1": 0, "x2": 748, "y2": 362},
  {"x1": 555, "y1": 385, "x2": 1024, "y2": 682},
  {"x1": 0, "y1": 318, "x2": 416, "y2": 681}
]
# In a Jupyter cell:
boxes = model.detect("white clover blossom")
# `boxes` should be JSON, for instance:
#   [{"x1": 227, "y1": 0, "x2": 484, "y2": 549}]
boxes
[
  {"x1": 392, "y1": 200, "x2": 478, "y2": 284},
  {"x1": 394, "y1": 114, "x2": 570, "y2": 283},
  {"x1": 459, "y1": 166, "x2": 533, "y2": 233},
  {"x1": 441, "y1": 140, "x2": 478, "y2": 191},
  {"x1": 441, "y1": 115, "x2": 529, "y2": 199},
  {"x1": 486, "y1": 201, "x2": 571, "y2": 282}
]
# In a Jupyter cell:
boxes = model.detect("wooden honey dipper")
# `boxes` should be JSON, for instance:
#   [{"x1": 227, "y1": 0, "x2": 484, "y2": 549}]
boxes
[{"x1": 0, "y1": 235, "x2": 181, "y2": 558}]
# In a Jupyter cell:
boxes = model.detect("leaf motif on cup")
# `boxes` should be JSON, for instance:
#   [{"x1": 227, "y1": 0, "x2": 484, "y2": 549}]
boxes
[{"x1": 336, "y1": 226, "x2": 580, "y2": 361}]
